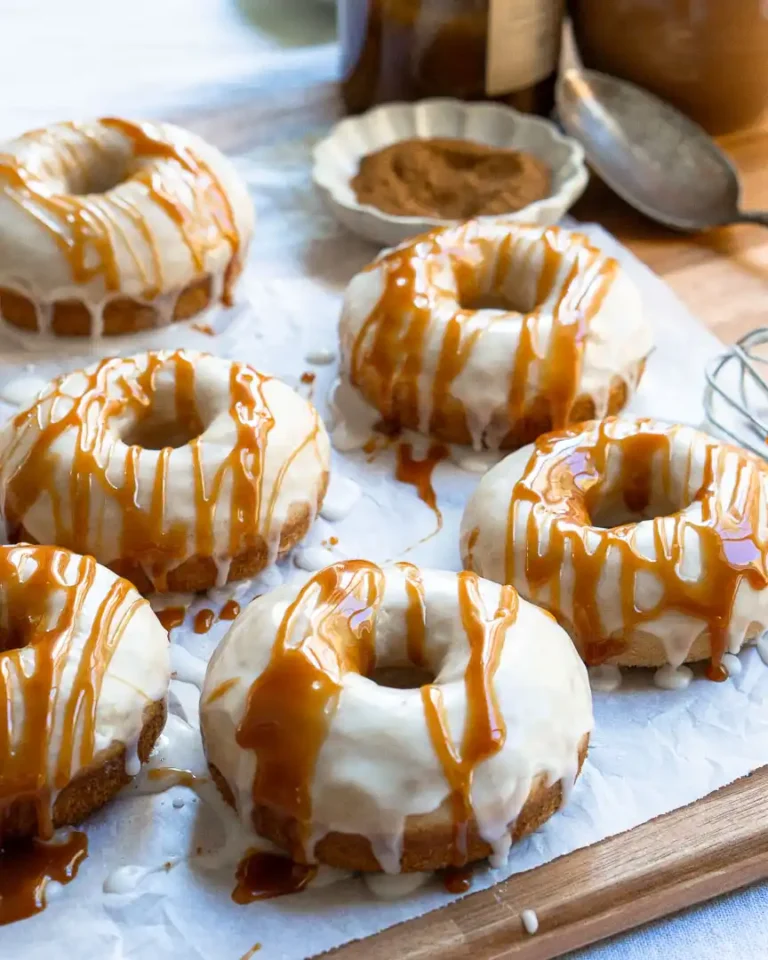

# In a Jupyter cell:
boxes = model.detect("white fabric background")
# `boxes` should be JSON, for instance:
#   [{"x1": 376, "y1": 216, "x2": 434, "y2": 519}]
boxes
[{"x1": 1, "y1": 2, "x2": 767, "y2": 956}]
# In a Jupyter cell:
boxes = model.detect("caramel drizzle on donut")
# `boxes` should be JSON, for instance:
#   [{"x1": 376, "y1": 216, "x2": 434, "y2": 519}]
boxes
[
  {"x1": 1, "y1": 351, "x2": 322, "y2": 589},
  {"x1": 236, "y1": 562, "x2": 517, "y2": 868},
  {"x1": 0, "y1": 545, "x2": 140, "y2": 837},
  {"x1": 506, "y1": 421, "x2": 768, "y2": 675},
  {"x1": 235, "y1": 560, "x2": 385, "y2": 859},
  {"x1": 0, "y1": 119, "x2": 241, "y2": 304},
  {"x1": 347, "y1": 224, "x2": 618, "y2": 444},
  {"x1": 397, "y1": 561, "x2": 427, "y2": 667},
  {"x1": 421, "y1": 573, "x2": 517, "y2": 865}
]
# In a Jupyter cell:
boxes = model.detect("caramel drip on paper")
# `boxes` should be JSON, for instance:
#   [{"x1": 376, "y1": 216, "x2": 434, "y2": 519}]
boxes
[
  {"x1": 0, "y1": 831, "x2": 88, "y2": 925},
  {"x1": 347, "y1": 223, "x2": 618, "y2": 443},
  {"x1": 193, "y1": 609, "x2": 215, "y2": 634},
  {"x1": 443, "y1": 863, "x2": 473, "y2": 893},
  {"x1": 0, "y1": 119, "x2": 241, "y2": 304},
  {"x1": 0, "y1": 545, "x2": 141, "y2": 838},
  {"x1": 232, "y1": 850, "x2": 316, "y2": 903},
  {"x1": 504, "y1": 420, "x2": 768, "y2": 675},
  {"x1": 421, "y1": 572, "x2": 517, "y2": 865},
  {"x1": 156, "y1": 606, "x2": 186, "y2": 632},
  {"x1": 0, "y1": 351, "x2": 322, "y2": 590},
  {"x1": 236, "y1": 560, "x2": 385, "y2": 858},
  {"x1": 394, "y1": 441, "x2": 449, "y2": 533},
  {"x1": 219, "y1": 599, "x2": 241, "y2": 621}
]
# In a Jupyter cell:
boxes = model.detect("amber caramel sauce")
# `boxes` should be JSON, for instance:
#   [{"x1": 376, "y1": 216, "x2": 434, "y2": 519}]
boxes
[
  {"x1": 442, "y1": 863, "x2": 473, "y2": 894},
  {"x1": 232, "y1": 850, "x2": 317, "y2": 903},
  {"x1": 205, "y1": 677, "x2": 239, "y2": 705},
  {"x1": 422, "y1": 573, "x2": 517, "y2": 864},
  {"x1": 235, "y1": 561, "x2": 518, "y2": 871},
  {"x1": 157, "y1": 606, "x2": 186, "y2": 632},
  {"x1": 236, "y1": 561, "x2": 384, "y2": 856},
  {"x1": 395, "y1": 441, "x2": 450, "y2": 532},
  {"x1": 0, "y1": 831, "x2": 88, "y2": 925},
  {"x1": 0, "y1": 118, "x2": 241, "y2": 304},
  {"x1": 397, "y1": 561, "x2": 427, "y2": 667},
  {"x1": 193, "y1": 609, "x2": 215, "y2": 634},
  {"x1": 0, "y1": 546, "x2": 140, "y2": 837},
  {"x1": 2, "y1": 352, "x2": 323, "y2": 590},
  {"x1": 148, "y1": 767, "x2": 206, "y2": 788},
  {"x1": 506, "y1": 421, "x2": 768, "y2": 673},
  {"x1": 348, "y1": 224, "x2": 618, "y2": 444},
  {"x1": 219, "y1": 599, "x2": 241, "y2": 621}
]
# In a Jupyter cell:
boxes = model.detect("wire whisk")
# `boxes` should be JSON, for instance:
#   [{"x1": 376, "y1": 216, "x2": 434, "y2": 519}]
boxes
[{"x1": 704, "y1": 328, "x2": 768, "y2": 458}]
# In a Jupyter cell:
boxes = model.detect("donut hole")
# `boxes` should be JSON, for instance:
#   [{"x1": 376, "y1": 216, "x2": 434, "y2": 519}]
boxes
[
  {"x1": 586, "y1": 458, "x2": 689, "y2": 528},
  {"x1": 121, "y1": 414, "x2": 203, "y2": 450},
  {"x1": 456, "y1": 266, "x2": 543, "y2": 315},
  {"x1": 367, "y1": 664, "x2": 436, "y2": 689},
  {"x1": 64, "y1": 152, "x2": 132, "y2": 196},
  {"x1": 460, "y1": 289, "x2": 539, "y2": 314},
  {"x1": 117, "y1": 378, "x2": 208, "y2": 450}
]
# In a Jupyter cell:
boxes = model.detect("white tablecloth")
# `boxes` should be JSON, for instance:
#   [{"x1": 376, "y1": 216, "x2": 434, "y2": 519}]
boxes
[{"x1": 2, "y1": 1, "x2": 767, "y2": 956}]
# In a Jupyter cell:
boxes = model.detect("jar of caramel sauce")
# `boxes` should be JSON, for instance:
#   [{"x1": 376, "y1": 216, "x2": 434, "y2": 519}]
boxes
[
  {"x1": 570, "y1": 0, "x2": 768, "y2": 135},
  {"x1": 339, "y1": 0, "x2": 565, "y2": 116}
]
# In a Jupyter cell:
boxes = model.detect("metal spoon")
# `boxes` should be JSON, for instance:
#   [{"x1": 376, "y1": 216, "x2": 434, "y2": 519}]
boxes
[{"x1": 556, "y1": 66, "x2": 768, "y2": 231}]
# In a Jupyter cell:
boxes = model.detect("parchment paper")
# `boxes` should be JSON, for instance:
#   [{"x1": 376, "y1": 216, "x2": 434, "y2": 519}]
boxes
[{"x1": 1, "y1": 129, "x2": 767, "y2": 960}]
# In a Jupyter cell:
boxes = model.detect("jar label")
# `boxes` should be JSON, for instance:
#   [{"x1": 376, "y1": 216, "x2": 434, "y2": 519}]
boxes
[{"x1": 486, "y1": 0, "x2": 563, "y2": 95}]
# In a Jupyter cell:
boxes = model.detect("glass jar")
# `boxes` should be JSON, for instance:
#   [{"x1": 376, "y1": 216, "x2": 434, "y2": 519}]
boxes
[
  {"x1": 339, "y1": 0, "x2": 565, "y2": 116},
  {"x1": 570, "y1": 0, "x2": 768, "y2": 135}
]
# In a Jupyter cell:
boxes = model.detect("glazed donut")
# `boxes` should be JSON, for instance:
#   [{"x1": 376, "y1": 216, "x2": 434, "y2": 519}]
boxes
[
  {"x1": 0, "y1": 350, "x2": 330, "y2": 593},
  {"x1": 201, "y1": 560, "x2": 592, "y2": 873},
  {"x1": 0, "y1": 544, "x2": 169, "y2": 841},
  {"x1": 461, "y1": 418, "x2": 768, "y2": 677},
  {"x1": 340, "y1": 221, "x2": 652, "y2": 450},
  {"x1": 0, "y1": 118, "x2": 253, "y2": 337}
]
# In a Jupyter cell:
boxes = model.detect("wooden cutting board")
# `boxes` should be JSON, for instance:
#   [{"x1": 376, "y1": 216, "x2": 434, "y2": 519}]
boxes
[{"x1": 179, "y1": 85, "x2": 768, "y2": 959}]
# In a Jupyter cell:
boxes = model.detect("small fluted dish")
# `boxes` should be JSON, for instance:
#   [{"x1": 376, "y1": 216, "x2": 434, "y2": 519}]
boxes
[{"x1": 313, "y1": 98, "x2": 589, "y2": 246}]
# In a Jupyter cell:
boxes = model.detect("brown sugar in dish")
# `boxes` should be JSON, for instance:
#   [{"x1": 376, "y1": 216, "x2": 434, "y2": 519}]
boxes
[{"x1": 351, "y1": 138, "x2": 551, "y2": 220}]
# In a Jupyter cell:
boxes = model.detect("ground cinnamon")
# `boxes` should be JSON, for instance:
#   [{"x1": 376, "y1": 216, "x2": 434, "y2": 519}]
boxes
[{"x1": 351, "y1": 137, "x2": 551, "y2": 219}]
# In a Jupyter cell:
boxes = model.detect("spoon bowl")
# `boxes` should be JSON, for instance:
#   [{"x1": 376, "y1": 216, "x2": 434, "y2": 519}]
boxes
[{"x1": 556, "y1": 67, "x2": 768, "y2": 231}]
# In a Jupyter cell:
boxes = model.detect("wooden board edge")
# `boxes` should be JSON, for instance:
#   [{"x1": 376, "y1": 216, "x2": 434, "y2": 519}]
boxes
[{"x1": 326, "y1": 765, "x2": 768, "y2": 960}]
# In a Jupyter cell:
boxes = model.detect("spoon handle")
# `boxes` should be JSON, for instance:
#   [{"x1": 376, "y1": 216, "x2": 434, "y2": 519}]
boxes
[{"x1": 736, "y1": 210, "x2": 768, "y2": 228}]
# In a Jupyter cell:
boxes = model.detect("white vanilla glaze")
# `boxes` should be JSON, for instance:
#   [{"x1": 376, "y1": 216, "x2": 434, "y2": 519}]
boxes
[
  {"x1": 339, "y1": 222, "x2": 651, "y2": 450},
  {"x1": 319, "y1": 474, "x2": 362, "y2": 522},
  {"x1": 294, "y1": 546, "x2": 337, "y2": 572},
  {"x1": 363, "y1": 872, "x2": 431, "y2": 899},
  {"x1": 103, "y1": 860, "x2": 179, "y2": 895},
  {"x1": 0, "y1": 350, "x2": 330, "y2": 591},
  {"x1": 0, "y1": 544, "x2": 170, "y2": 837},
  {"x1": 588, "y1": 664, "x2": 623, "y2": 693},
  {"x1": 721, "y1": 653, "x2": 742, "y2": 677},
  {"x1": 521, "y1": 909, "x2": 539, "y2": 935},
  {"x1": 461, "y1": 418, "x2": 768, "y2": 675},
  {"x1": 170, "y1": 644, "x2": 208, "y2": 690},
  {"x1": 201, "y1": 560, "x2": 592, "y2": 874},
  {"x1": 0, "y1": 375, "x2": 49, "y2": 408},
  {"x1": 0, "y1": 118, "x2": 254, "y2": 337},
  {"x1": 653, "y1": 664, "x2": 693, "y2": 691},
  {"x1": 305, "y1": 348, "x2": 336, "y2": 366}
]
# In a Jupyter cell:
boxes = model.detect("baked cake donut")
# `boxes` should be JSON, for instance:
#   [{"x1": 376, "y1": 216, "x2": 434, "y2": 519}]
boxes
[
  {"x1": 339, "y1": 221, "x2": 652, "y2": 450},
  {"x1": 0, "y1": 118, "x2": 253, "y2": 337},
  {"x1": 0, "y1": 544, "x2": 169, "y2": 841},
  {"x1": 201, "y1": 560, "x2": 592, "y2": 873},
  {"x1": 0, "y1": 350, "x2": 330, "y2": 593},
  {"x1": 461, "y1": 418, "x2": 768, "y2": 679}
]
